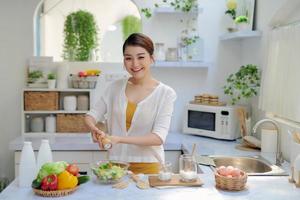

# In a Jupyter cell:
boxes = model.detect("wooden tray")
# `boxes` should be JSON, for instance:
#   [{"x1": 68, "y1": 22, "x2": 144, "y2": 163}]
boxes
[
  {"x1": 148, "y1": 174, "x2": 203, "y2": 187},
  {"x1": 189, "y1": 101, "x2": 226, "y2": 106}
]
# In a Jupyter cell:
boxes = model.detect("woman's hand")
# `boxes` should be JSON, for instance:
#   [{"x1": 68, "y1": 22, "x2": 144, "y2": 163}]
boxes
[
  {"x1": 108, "y1": 135, "x2": 122, "y2": 145},
  {"x1": 90, "y1": 126, "x2": 105, "y2": 142}
]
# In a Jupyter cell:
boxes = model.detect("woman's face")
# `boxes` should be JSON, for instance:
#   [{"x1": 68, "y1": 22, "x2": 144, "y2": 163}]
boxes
[{"x1": 123, "y1": 45, "x2": 154, "y2": 80}]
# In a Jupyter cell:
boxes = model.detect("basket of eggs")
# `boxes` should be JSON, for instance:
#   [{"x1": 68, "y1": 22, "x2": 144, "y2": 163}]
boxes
[{"x1": 215, "y1": 166, "x2": 247, "y2": 191}]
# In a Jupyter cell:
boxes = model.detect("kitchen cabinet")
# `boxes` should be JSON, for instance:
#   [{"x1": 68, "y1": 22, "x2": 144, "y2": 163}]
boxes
[
  {"x1": 14, "y1": 150, "x2": 181, "y2": 176},
  {"x1": 22, "y1": 88, "x2": 95, "y2": 137}
]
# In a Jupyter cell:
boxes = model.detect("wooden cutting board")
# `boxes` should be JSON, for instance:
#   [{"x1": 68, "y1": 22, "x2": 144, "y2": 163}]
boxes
[{"x1": 148, "y1": 174, "x2": 203, "y2": 187}]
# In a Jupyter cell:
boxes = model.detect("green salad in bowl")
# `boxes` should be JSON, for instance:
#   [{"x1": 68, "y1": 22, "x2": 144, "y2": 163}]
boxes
[{"x1": 91, "y1": 161, "x2": 129, "y2": 184}]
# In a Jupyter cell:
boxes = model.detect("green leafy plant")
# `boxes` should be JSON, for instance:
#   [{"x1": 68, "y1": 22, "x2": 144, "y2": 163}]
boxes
[
  {"x1": 225, "y1": 0, "x2": 237, "y2": 20},
  {"x1": 28, "y1": 70, "x2": 43, "y2": 83},
  {"x1": 63, "y1": 10, "x2": 98, "y2": 61},
  {"x1": 141, "y1": 8, "x2": 152, "y2": 18},
  {"x1": 181, "y1": 35, "x2": 199, "y2": 47},
  {"x1": 235, "y1": 15, "x2": 248, "y2": 24},
  {"x1": 47, "y1": 73, "x2": 56, "y2": 80},
  {"x1": 121, "y1": 15, "x2": 142, "y2": 40},
  {"x1": 223, "y1": 64, "x2": 261, "y2": 105}
]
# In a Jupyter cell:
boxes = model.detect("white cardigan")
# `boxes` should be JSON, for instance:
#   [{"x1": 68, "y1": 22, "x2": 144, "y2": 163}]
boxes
[{"x1": 87, "y1": 78, "x2": 177, "y2": 162}]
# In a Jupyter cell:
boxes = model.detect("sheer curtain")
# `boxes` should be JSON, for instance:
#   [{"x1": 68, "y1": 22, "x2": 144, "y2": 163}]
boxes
[{"x1": 259, "y1": 23, "x2": 300, "y2": 122}]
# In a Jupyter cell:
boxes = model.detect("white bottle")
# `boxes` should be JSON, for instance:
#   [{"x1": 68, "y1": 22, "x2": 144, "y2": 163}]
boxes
[
  {"x1": 19, "y1": 141, "x2": 37, "y2": 187},
  {"x1": 37, "y1": 139, "x2": 53, "y2": 170}
]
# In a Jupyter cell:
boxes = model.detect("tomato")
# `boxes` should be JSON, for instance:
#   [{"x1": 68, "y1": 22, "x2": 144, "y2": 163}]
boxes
[{"x1": 66, "y1": 164, "x2": 79, "y2": 176}]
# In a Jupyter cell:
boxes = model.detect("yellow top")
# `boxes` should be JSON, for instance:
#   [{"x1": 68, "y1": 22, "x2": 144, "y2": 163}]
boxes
[{"x1": 126, "y1": 101, "x2": 137, "y2": 131}]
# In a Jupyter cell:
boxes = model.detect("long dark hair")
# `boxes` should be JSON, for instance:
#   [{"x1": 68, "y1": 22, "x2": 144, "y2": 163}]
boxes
[{"x1": 122, "y1": 33, "x2": 154, "y2": 56}]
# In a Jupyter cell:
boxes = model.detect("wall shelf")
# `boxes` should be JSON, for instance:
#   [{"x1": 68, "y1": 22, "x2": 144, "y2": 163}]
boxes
[
  {"x1": 153, "y1": 61, "x2": 211, "y2": 68},
  {"x1": 24, "y1": 110, "x2": 89, "y2": 114},
  {"x1": 23, "y1": 88, "x2": 93, "y2": 92},
  {"x1": 219, "y1": 30, "x2": 262, "y2": 41},
  {"x1": 153, "y1": 7, "x2": 202, "y2": 15}
]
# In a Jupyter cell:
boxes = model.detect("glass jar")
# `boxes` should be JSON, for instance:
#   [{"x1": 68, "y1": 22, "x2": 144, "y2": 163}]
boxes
[
  {"x1": 187, "y1": 37, "x2": 204, "y2": 61},
  {"x1": 158, "y1": 162, "x2": 172, "y2": 181},
  {"x1": 155, "y1": 43, "x2": 166, "y2": 61},
  {"x1": 166, "y1": 48, "x2": 178, "y2": 61},
  {"x1": 179, "y1": 154, "x2": 197, "y2": 182}
]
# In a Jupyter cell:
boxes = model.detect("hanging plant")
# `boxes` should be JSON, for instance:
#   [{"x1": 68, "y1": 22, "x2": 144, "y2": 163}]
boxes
[
  {"x1": 223, "y1": 64, "x2": 261, "y2": 105},
  {"x1": 122, "y1": 15, "x2": 142, "y2": 40},
  {"x1": 63, "y1": 10, "x2": 98, "y2": 61}
]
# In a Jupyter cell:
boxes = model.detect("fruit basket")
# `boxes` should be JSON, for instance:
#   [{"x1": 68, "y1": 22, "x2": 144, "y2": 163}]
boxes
[
  {"x1": 215, "y1": 166, "x2": 247, "y2": 191},
  {"x1": 70, "y1": 69, "x2": 101, "y2": 89},
  {"x1": 33, "y1": 186, "x2": 78, "y2": 197},
  {"x1": 32, "y1": 162, "x2": 90, "y2": 197},
  {"x1": 91, "y1": 160, "x2": 129, "y2": 184}
]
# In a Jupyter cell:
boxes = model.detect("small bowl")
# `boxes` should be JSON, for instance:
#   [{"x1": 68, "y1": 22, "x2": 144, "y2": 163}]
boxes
[{"x1": 91, "y1": 160, "x2": 129, "y2": 184}]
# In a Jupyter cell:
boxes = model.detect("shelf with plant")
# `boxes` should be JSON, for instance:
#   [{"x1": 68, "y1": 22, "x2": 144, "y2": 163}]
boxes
[
  {"x1": 219, "y1": 30, "x2": 262, "y2": 40},
  {"x1": 141, "y1": 0, "x2": 198, "y2": 18},
  {"x1": 223, "y1": 64, "x2": 261, "y2": 105}
]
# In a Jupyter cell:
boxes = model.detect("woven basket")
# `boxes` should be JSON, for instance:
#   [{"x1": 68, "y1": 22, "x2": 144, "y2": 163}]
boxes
[
  {"x1": 24, "y1": 91, "x2": 59, "y2": 111},
  {"x1": 33, "y1": 187, "x2": 78, "y2": 197},
  {"x1": 70, "y1": 75, "x2": 98, "y2": 89},
  {"x1": 56, "y1": 114, "x2": 89, "y2": 133},
  {"x1": 215, "y1": 171, "x2": 247, "y2": 191}
]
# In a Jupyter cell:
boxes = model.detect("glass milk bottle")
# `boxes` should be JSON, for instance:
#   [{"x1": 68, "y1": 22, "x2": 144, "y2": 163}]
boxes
[
  {"x1": 19, "y1": 142, "x2": 37, "y2": 187},
  {"x1": 37, "y1": 139, "x2": 53, "y2": 170}
]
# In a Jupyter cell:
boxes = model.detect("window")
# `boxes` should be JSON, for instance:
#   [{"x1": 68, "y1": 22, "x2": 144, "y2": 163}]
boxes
[
  {"x1": 259, "y1": 22, "x2": 300, "y2": 123},
  {"x1": 34, "y1": 0, "x2": 141, "y2": 62}
]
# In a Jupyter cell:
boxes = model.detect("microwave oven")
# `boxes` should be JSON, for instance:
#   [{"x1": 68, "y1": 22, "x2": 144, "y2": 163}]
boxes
[{"x1": 183, "y1": 103, "x2": 240, "y2": 140}]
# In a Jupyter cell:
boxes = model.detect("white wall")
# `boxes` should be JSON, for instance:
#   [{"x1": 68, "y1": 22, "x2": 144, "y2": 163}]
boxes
[
  {"x1": 0, "y1": 0, "x2": 295, "y2": 182},
  {"x1": 0, "y1": 0, "x2": 40, "y2": 181}
]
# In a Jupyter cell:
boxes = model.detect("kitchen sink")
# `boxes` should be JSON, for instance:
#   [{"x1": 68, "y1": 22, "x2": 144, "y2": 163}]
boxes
[{"x1": 208, "y1": 155, "x2": 288, "y2": 176}]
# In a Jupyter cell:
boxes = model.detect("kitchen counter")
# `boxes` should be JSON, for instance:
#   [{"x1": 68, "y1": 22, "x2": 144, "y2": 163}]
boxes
[
  {"x1": 2, "y1": 133, "x2": 299, "y2": 200},
  {"x1": 9, "y1": 133, "x2": 183, "y2": 151}
]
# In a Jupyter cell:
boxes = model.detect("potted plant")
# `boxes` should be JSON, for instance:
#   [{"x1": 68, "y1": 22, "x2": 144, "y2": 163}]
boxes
[
  {"x1": 223, "y1": 64, "x2": 261, "y2": 105},
  {"x1": 28, "y1": 70, "x2": 43, "y2": 83},
  {"x1": 63, "y1": 10, "x2": 98, "y2": 61},
  {"x1": 235, "y1": 15, "x2": 250, "y2": 31},
  {"x1": 224, "y1": 0, "x2": 237, "y2": 32},
  {"x1": 47, "y1": 73, "x2": 56, "y2": 89},
  {"x1": 121, "y1": 15, "x2": 142, "y2": 40}
]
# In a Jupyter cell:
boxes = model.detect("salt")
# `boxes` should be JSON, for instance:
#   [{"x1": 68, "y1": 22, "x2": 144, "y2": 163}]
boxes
[
  {"x1": 180, "y1": 170, "x2": 197, "y2": 182},
  {"x1": 158, "y1": 172, "x2": 172, "y2": 181}
]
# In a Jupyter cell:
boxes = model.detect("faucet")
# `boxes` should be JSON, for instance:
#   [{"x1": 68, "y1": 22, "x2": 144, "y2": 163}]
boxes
[{"x1": 253, "y1": 119, "x2": 284, "y2": 166}]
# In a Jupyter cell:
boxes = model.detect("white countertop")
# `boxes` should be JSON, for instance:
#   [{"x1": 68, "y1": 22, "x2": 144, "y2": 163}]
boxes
[
  {"x1": 2, "y1": 132, "x2": 299, "y2": 199},
  {"x1": 9, "y1": 133, "x2": 182, "y2": 151}
]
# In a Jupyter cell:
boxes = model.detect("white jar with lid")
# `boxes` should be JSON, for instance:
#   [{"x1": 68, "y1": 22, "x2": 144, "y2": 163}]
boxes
[
  {"x1": 45, "y1": 115, "x2": 56, "y2": 133},
  {"x1": 77, "y1": 95, "x2": 89, "y2": 110},
  {"x1": 63, "y1": 95, "x2": 77, "y2": 111},
  {"x1": 19, "y1": 141, "x2": 36, "y2": 187},
  {"x1": 30, "y1": 117, "x2": 44, "y2": 132}
]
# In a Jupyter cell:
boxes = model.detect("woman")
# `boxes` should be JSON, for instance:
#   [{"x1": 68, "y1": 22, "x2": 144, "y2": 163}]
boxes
[{"x1": 85, "y1": 33, "x2": 176, "y2": 174}]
